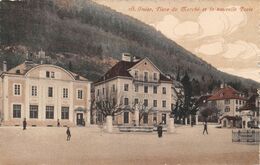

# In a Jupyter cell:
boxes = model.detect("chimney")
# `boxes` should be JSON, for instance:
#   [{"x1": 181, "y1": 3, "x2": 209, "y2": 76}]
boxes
[
  {"x1": 3, "y1": 61, "x2": 7, "y2": 72},
  {"x1": 220, "y1": 83, "x2": 226, "y2": 88},
  {"x1": 121, "y1": 53, "x2": 132, "y2": 62}
]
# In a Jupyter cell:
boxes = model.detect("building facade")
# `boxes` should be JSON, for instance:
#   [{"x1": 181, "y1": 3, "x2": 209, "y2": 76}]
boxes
[
  {"x1": 239, "y1": 94, "x2": 260, "y2": 128},
  {"x1": 0, "y1": 60, "x2": 91, "y2": 127},
  {"x1": 94, "y1": 54, "x2": 173, "y2": 126},
  {"x1": 207, "y1": 85, "x2": 246, "y2": 128}
]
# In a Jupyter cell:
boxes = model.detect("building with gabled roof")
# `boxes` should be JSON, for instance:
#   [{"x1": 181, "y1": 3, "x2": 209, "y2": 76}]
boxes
[
  {"x1": 0, "y1": 60, "x2": 91, "y2": 127},
  {"x1": 94, "y1": 53, "x2": 173, "y2": 126},
  {"x1": 208, "y1": 85, "x2": 246, "y2": 128}
]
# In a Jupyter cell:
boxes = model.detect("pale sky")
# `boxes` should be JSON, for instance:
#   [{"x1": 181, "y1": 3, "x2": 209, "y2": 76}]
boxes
[{"x1": 94, "y1": 0, "x2": 260, "y2": 82}]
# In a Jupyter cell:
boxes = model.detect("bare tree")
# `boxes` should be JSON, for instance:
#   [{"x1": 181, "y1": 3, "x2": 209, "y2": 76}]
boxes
[
  {"x1": 95, "y1": 87, "x2": 124, "y2": 119},
  {"x1": 132, "y1": 100, "x2": 153, "y2": 125}
]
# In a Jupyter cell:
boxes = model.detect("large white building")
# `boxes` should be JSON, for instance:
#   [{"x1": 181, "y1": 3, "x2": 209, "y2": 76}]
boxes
[
  {"x1": 94, "y1": 53, "x2": 173, "y2": 126},
  {"x1": 0, "y1": 60, "x2": 91, "y2": 127}
]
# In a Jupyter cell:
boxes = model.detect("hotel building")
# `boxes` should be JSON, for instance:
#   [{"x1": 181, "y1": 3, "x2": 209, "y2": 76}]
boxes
[{"x1": 94, "y1": 53, "x2": 173, "y2": 126}]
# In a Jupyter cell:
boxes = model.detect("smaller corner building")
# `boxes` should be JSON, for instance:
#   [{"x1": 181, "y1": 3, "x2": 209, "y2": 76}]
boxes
[
  {"x1": 0, "y1": 60, "x2": 91, "y2": 127},
  {"x1": 207, "y1": 84, "x2": 247, "y2": 128}
]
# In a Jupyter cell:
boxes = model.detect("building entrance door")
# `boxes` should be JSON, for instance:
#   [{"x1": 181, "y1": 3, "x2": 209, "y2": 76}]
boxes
[
  {"x1": 77, "y1": 113, "x2": 83, "y2": 126},
  {"x1": 162, "y1": 114, "x2": 166, "y2": 124}
]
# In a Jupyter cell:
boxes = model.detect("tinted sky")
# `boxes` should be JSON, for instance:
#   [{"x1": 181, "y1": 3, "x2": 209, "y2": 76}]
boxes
[{"x1": 94, "y1": 0, "x2": 260, "y2": 82}]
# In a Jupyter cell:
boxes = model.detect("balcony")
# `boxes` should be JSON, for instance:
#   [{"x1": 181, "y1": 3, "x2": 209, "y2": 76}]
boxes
[{"x1": 133, "y1": 78, "x2": 160, "y2": 86}]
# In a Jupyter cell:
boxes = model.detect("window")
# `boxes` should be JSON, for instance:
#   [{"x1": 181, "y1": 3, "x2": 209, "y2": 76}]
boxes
[
  {"x1": 14, "y1": 84, "x2": 21, "y2": 96},
  {"x1": 13, "y1": 104, "x2": 21, "y2": 118},
  {"x1": 97, "y1": 89, "x2": 100, "y2": 96},
  {"x1": 236, "y1": 100, "x2": 238, "y2": 104},
  {"x1": 162, "y1": 114, "x2": 166, "y2": 124},
  {"x1": 30, "y1": 105, "x2": 38, "y2": 119},
  {"x1": 153, "y1": 73, "x2": 158, "y2": 81},
  {"x1": 225, "y1": 106, "x2": 230, "y2": 112},
  {"x1": 235, "y1": 107, "x2": 238, "y2": 111},
  {"x1": 143, "y1": 113, "x2": 148, "y2": 124},
  {"x1": 48, "y1": 87, "x2": 53, "y2": 97},
  {"x1": 134, "y1": 98, "x2": 139, "y2": 105},
  {"x1": 112, "y1": 84, "x2": 116, "y2": 92},
  {"x1": 77, "y1": 90, "x2": 83, "y2": 99},
  {"x1": 61, "y1": 107, "x2": 69, "y2": 119},
  {"x1": 144, "y1": 99, "x2": 148, "y2": 107},
  {"x1": 46, "y1": 106, "x2": 54, "y2": 119},
  {"x1": 162, "y1": 100, "x2": 166, "y2": 108},
  {"x1": 31, "y1": 86, "x2": 37, "y2": 96},
  {"x1": 144, "y1": 86, "x2": 148, "y2": 93},
  {"x1": 124, "y1": 98, "x2": 129, "y2": 106},
  {"x1": 51, "y1": 72, "x2": 55, "y2": 78},
  {"x1": 134, "y1": 70, "x2": 138, "y2": 79},
  {"x1": 153, "y1": 100, "x2": 157, "y2": 107},
  {"x1": 63, "y1": 88, "x2": 68, "y2": 98},
  {"x1": 153, "y1": 86, "x2": 157, "y2": 94},
  {"x1": 134, "y1": 85, "x2": 139, "y2": 92},
  {"x1": 239, "y1": 100, "x2": 241, "y2": 105},
  {"x1": 102, "y1": 88, "x2": 105, "y2": 95},
  {"x1": 224, "y1": 99, "x2": 230, "y2": 104},
  {"x1": 46, "y1": 71, "x2": 50, "y2": 78},
  {"x1": 124, "y1": 84, "x2": 129, "y2": 91},
  {"x1": 162, "y1": 87, "x2": 166, "y2": 94},
  {"x1": 144, "y1": 72, "x2": 148, "y2": 81},
  {"x1": 124, "y1": 112, "x2": 129, "y2": 124}
]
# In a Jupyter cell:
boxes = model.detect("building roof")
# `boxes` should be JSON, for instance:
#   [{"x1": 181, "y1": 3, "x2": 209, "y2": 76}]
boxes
[
  {"x1": 1, "y1": 60, "x2": 88, "y2": 81},
  {"x1": 208, "y1": 86, "x2": 246, "y2": 101},
  {"x1": 239, "y1": 94, "x2": 258, "y2": 111},
  {"x1": 95, "y1": 58, "x2": 172, "y2": 84}
]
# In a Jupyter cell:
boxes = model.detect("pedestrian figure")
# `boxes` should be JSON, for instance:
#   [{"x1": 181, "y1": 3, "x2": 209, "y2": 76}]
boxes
[
  {"x1": 23, "y1": 118, "x2": 27, "y2": 130},
  {"x1": 66, "y1": 127, "x2": 71, "y2": 141},
  {"x1": 157, "y1": 123, "x2": 163, "y2": 138},
  {"x1": 203, "y1": 121, "x2": 208, "y2": 135},
  {"x1": 57, "y1": 119, "x2": 60, "y2": 127}
]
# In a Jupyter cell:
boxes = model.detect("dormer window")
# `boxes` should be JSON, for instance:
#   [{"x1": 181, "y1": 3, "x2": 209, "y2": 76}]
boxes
[
  {"x1": 46, "y1": 71, "x2": 50, "y2": 78},
  {"x1": 51, "y1": 72, "x2": 55, "y2": 78},
  {"x1": 144, "y1": 72, "x2": 148, "y2": 82},
  {"x1": 16, "y1": 70, "x2": 20, "y2": 74}
]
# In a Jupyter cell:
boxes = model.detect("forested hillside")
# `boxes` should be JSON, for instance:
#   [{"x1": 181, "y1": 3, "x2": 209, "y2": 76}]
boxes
[{"x1": 0, "y1": 0, "x2": 258, "y2": 95}]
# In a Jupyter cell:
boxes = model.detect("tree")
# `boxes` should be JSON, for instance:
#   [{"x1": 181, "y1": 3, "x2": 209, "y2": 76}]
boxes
[
  {"x1": 95, "y1": 87, "x2": 127, "y2": 132},
  {"x1": 171, "y1": 81, "x2": 185, "y2": 123},
  {"x1": 181, "y1": 72, "x2": 192, "y2": 123},
  {"x1": 200, "y1": 103, "x2": 220, "y2": 122},
  {"x1": 132, "y1": 101, "x2": 153, "y2": 125}
]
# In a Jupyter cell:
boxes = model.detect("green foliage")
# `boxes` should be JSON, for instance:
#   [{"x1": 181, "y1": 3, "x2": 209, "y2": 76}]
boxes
[{"x1": 0, "y1": 0, "x2": 259, "y2": 89}]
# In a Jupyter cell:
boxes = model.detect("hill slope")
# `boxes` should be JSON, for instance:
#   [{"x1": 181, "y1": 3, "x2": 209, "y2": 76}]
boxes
[{"x1": 0, "y1": 0, "x2": 259, "y2": 94}]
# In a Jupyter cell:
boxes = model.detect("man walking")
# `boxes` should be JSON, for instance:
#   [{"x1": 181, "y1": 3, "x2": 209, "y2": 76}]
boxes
[
  {"x1": 57, "y1": 119, "x2": 60, "y2": 127},
  {"x1": 66, "y1": 127, "x2": 71, "y2": 141},
  {"x1": 23, "y1": 118, "x2": 27, "y2": 130},
  {"x1": 157, "y1": 123, "x2": 163, "y2": 138},
  {"x1": 203, "y1": 121, "x2": 208, "y2": 135}
]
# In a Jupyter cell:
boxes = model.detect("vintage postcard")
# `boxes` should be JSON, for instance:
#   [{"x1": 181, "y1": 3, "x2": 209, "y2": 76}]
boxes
[{"x1": 0, "y1": 0, "x2": 259, "y2": 164}]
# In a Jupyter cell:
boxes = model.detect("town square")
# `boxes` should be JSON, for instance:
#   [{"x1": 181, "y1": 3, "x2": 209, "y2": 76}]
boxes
[
  {"x1": 0, "y1": 124, "x2": 258, "y2": 165},
  {"x1": 0, "y1": 0, "x2": 259, "y2": 164}
]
